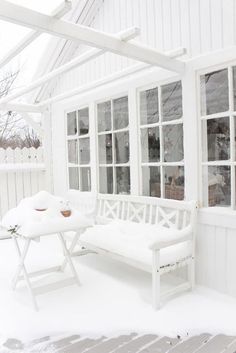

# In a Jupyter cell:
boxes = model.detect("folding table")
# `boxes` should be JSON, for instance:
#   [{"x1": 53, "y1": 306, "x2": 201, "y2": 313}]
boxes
[{"x1": 1, "y1": 192, "x2": 94, "y2": 311}]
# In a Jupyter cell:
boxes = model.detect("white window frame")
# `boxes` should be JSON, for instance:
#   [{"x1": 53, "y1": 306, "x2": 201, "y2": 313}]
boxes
[
  {"x1": 65, "y1": 105, "x2": 91, "y2": 191},
  {"x1": 137, "y1": 78, "x2": 184, "y2": 200},
  {"x1": 95, "y1": 92, "x2": 131, "y2": 195},
  {"x1": 198, "y1": 61, "x2": 236, "y2": 209}
]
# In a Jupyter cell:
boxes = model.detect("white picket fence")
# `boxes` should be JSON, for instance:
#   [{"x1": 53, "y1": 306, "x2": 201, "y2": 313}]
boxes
[{"x1": 0, "y1": 147, "x2": 46, "y2": 219}]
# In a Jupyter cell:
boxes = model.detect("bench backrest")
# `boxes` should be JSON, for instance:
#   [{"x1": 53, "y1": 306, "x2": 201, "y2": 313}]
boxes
[{"x1": 97, "y1": 194, "x2": 197, "y2": 230}]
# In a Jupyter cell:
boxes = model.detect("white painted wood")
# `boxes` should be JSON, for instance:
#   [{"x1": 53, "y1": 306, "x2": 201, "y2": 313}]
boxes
[
  {"x1": 152, "y1": 250, "x2": 160, "y2": 310},
  {"x1": 0, "y1": 0, "x2": 185, "y2": 74},
  {"x1": 0, "y1": 102, "x2": 42, "y2": 113}
]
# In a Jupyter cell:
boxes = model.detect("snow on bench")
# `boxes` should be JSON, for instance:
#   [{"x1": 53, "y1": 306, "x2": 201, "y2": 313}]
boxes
[{"x1": 79, "y1": 194, "x2": 197, "y2": 310}]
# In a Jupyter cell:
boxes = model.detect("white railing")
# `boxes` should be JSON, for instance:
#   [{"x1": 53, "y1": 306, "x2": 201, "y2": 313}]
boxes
[{"x1": 0, "y1": 147, "x2": 46, "y2": 219}]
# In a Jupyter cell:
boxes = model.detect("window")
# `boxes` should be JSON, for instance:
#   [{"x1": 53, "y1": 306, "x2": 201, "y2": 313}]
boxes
[
  {"x1": 139, "y1": 81, "x2": 184, "y2": 200},
  {"x1": 97, "y1": 96, "x2": 130, "y2": 194},
  {"x1": 200, "y1": 67, "x2": 236, "y2": 207},
  {"x1": 66, "y1": 107, "x2": 91, "y2": 191}
]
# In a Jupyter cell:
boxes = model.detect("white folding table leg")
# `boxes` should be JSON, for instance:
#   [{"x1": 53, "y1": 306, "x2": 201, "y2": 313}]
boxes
[
  {"x1": 12, "y1": 235, "x2": 38, "y2": 311},
  {"x1": 61, "y1": 231, "x2": 80, "y2": 271},
  {"x1": 58, "y1": 233, "x2": 80, "y2": 286}
]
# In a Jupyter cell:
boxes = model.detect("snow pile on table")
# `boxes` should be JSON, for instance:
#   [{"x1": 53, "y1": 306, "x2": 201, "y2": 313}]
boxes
[
  {"x1": 81, "y1": 220, "x2": 191, "y2": 267},
  {"x1": 1, "y1": 191, "x2": 93, "y2": 237}
]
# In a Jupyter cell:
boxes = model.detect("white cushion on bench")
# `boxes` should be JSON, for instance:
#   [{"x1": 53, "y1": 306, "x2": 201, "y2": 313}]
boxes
[{"x1": 81, "y1": 220, "x2": 191, "y2": 268}]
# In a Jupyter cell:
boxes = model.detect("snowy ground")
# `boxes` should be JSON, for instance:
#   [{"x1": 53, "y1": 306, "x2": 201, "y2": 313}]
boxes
[{"x1": 0, "y1": 235, "x2": 236, "y2": 342}]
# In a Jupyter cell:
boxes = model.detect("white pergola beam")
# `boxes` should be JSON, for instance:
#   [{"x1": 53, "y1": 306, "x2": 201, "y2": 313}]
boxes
[
  {"x1": 0, "y1": 102, "x2": 42, "y2": 113},
  {"x1": 0, "y1": 1, "x2": 72, "y2": 70},
  {"x1": 38, "y1": 47, "x2": 186, "y2": 107},
  {"x1": 0, "y1": 27, "x2": 140, "y2": 105},
  {"x1": 0, "y1": 0, "x2": 185, "y2": 74}
]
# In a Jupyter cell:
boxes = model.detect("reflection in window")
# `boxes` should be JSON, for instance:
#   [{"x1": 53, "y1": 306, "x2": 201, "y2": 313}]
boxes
[
  {"x1": 78, "y1": 108, "x2": 89, "y2": 135},
  {"x1": 141, "y1": 127, "x2": 160, "y2": 163},
  {"x1": 206, "y1": 117, "x2": 230, "y2": 161},
  {"x1": 99, "y1": 167, "x2": 113, "y2": 194},
  {"x1": 68, "y1": 140, "x2": 78, "y2": 164},
  {"x1": 113, "y1": 96, "x2": 129, "y2": 130},
  {"x1": 142, "y1": 166, "x2": 161, "y2": 197},
  {"x1": 161, "y1": 81, "x2": 182, "y2": 121},
  {"x1": 116, "y1": 167, "x2": 130, "y2": 194},
  {"x1": 206, "y1": 166, "x2": 231, "y2": 207},
  {"x1": 114, "y1": 131, "x2": 129, "y2": 163},
  {"x1": 80, "y1": 167, "x2": 91, "y2": 191},
  {"x1": 164, "y1": 166, "x2": 184, "y2": 200},
  {"x1": 79, "y1": 138, "x2": 90, "y2": 164},
  {"x1": 97, "y1": 101, "x2": 111, "y2": 132},
  {"x1": 98, "y1": 134, "x2": 112, "y2": 164},
  {"x1": 200, "y1": 69, "x2": 229, "y2": 115},
  {"x1": 163, "y1": 125, "x2": 183, "y2": 162},
  {"x1": 140, "y1": 87, "x2": 159, "y2": 125},
  {"x1": 69, "y1": 167, "x2": 79, "y2": 190},
  {"x1": 67, "y1": 111, "x2": 77, "y2": 135}
]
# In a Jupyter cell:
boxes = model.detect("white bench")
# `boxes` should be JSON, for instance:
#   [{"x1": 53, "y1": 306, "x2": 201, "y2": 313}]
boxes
[{"x1": 79, "y1": 194, "x2": 197, "y2": 309}]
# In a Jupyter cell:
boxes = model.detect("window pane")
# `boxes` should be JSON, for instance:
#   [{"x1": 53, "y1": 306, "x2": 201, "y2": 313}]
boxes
[
  {"x1": 99, "y1": 167, "x2": 113, "y2": 194},
  {"x1": 78, "y1": 108, "x2": 89, "y2": 135},
  {"x1": 115, "y1": 167, "x2": 130, "y2": 194},
  {"x1": 142, "y1": 166, "x2": 161, "y2": 197},
  {"x1": 67, "y1": 111, "x2": 77, "y2": 135},
  {"x1": 206, "y1": 166, "x2": 231, "y2": 207},
  {"x1": 161, "y1": 81, "x2": 182, "y2": 121},
  {"x1": 79, "y1": 138, "x2": 90, "y2": 164},
  {"x1": 205, "y1": 117, "x2": 230, "y2": 161},
  {"x1": 114, "y1": 131, "x2": 129, "y2": 163},
  {"x1": 97, "y1": 101, "x2": 111, "y2": 132},
  {"x1": 200, "y1": 69, "x2": 229, "y2": 115},
  {"x1": 69, "y1": 167, "x2": 79, "y2": 189},
  {"x1": 80, "y1": 167, "x2": 91, "y2": 191},
  {"x1": 98, "y1": 134, "x2": 112, "y2": 164},
  {"x1": 113, "y1": 96, "x2": 129, "y2": 130},
  {"x1": 140, "y1": 87, "x2": 159, "y2": 125},
  {"x1": 67, "y1": 140, "x2": 78, "y2": 164},
  {"x1": 163, "y1": 124, "x2": 183, "y2": 162},
  {"x1": 164, "y1": 166, "x2": 184, "y2": 200},
  {"x1": 141, "y1": 127, "x2": 160, "y2": 162}
]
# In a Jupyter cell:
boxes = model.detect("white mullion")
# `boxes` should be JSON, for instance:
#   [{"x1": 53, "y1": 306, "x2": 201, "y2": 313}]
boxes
[
  {"x1": 111, "y1": 99, "x2": 116, "y2": 194},
  {"x1": 159, "y1": 85, "x2": 164, "y2": 198},
  {"x1": 229, "y1": 66, "x2": 235, "y2": 208},
  {"x1": 201, "y1": 111, "x2": 231, "y2": 120}
]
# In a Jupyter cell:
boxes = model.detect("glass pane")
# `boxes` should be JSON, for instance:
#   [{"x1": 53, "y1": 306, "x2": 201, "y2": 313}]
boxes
[
  {"x1": 97, "y1": 101, "x2": 111, "y2": 132},
  {"x1": 80, "y1": 167, "x2": 91, "y2": 191},
  {"x1": 163, "y1": 124, "x2": 183, "y2": 162},
  {"x1": 141, "y1": 127, "x2": 160, "y2": 163},
  {"x1": 67, "y1": 140, "x2": 78, "y2": 164},
  {"x1": 115, "y1": 167, "x2": 130, "y2": 194},
  {"x1": 69, "y1": 167, "x2": 79, "y2": 189},
  {"x1": 164, "y1": 166, "x2": 184, "y2": 200},
  {"x1": 114, "y1": 131, "x2": 129, "y2": 163},
  {"x1": 206, "y1": 166, "x2": 231, "y2": 207},
  {"x1": 79, "y1": 138, "x2": 90, "y2": 164},
  {"x1": 99, "y1": 167, "x2": 113, "y2": 194},
  {"x1": 140, "y1": 87, "x2": 159, "y2": 125},
  {"x1": 113, "y1": 96, "x2": 129, "y2": 130},
  {"x1": 142, "y1": 166, "x2": 161, "y2": 197},
  {"x1": 78, "y1": 108, "x2": 89, "y2": 135},
  {"x1": 67, "y1": 111, "x2": 77, "y2": 136},
  {"x1": 98, "y1": 134, "x2": 112, "y2": 164},
  {"x1": 161, "y1": 81, "x2": 182, "y2": 121},
  {"x1": 200, "y1": 69, "x2": 229, "y2": 115},
  {"x1": 206, "y1": 117, "x2": 230, "y2": 161}
]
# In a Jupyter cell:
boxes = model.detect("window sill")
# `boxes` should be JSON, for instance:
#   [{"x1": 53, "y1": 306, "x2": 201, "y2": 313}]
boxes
[{"x1": 198, "y1": 207, "x2": 236, "y2": 229}]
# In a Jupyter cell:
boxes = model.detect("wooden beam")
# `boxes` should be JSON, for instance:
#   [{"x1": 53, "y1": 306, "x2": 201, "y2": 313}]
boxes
[
  {"x1": 39, "y1": 48, "x2": 186, "y2": 107},
  {"x1": 0, "y1": 1, "x2": 72, "y2": 70},
  {"x1": 0, "y1": 27, "x2": 140, "y2": 105},
  {"x1": 0, "y1": 102, "x2": 42, "y2": 113},
  {"x1": 0, "y1": 0, "x2": 185, "y2": 73}
]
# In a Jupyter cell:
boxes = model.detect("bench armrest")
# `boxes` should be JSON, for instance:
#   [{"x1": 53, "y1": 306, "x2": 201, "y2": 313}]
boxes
[{"x1": 149, "y1": 226, "x2": 193, "y2": 250}]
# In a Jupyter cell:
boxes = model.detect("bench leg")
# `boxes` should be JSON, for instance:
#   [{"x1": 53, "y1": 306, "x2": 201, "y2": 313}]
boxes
[
  {"x1": 152, "y1": 250, "x2": 160, "y2": 310},
  {"x1": 188, "y1": 257, "x2": 195, "y2": 290}
]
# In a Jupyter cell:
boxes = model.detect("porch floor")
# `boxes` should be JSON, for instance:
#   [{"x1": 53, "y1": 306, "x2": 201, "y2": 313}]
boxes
[{"x1": 0, "y1": 236, "x2": 236, "y2": 346}]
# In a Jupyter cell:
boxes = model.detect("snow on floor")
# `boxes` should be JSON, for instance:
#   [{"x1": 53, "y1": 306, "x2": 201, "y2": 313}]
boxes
[{"x1": 0, "y1": 235, "x2": 236, "y2": 342}]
